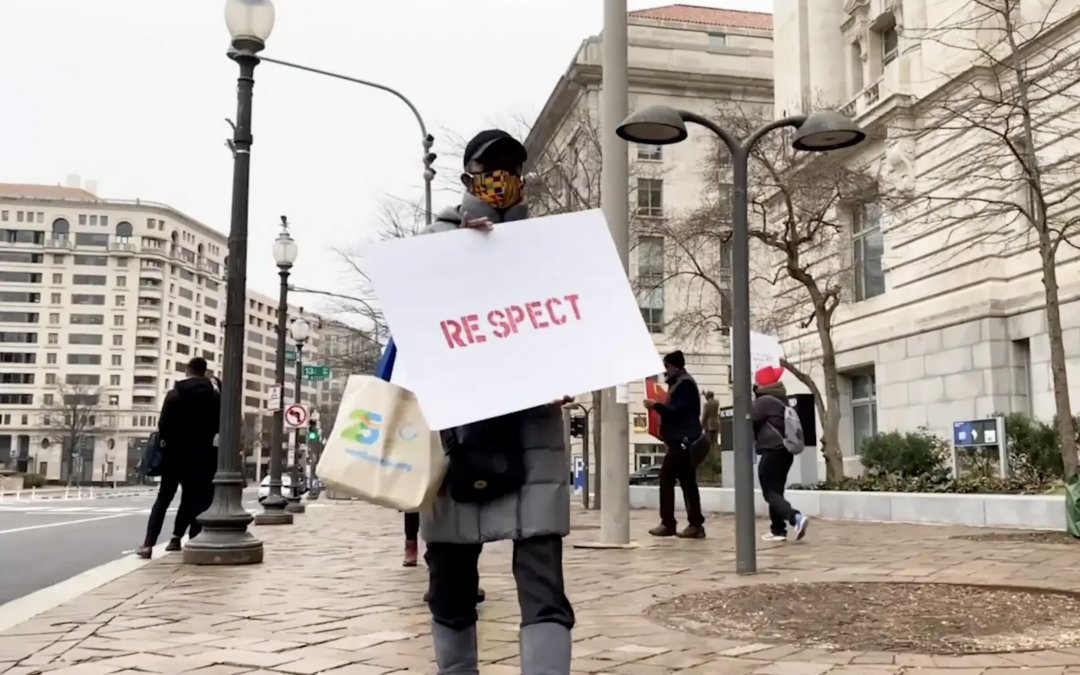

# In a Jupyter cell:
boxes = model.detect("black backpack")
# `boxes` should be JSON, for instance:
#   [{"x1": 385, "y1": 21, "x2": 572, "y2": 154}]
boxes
[
  {"x1": 140, "y1": 432, "x2": 165, "y2": 477},
  {"x1": 440, "y1": 412, "x2": 525, "y2": 504}
]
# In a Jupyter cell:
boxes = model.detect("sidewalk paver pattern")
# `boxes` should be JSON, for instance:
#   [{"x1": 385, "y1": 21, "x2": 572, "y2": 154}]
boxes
[{"x1": 3, "y1": 502, "x2": 1080, "y2": 674}]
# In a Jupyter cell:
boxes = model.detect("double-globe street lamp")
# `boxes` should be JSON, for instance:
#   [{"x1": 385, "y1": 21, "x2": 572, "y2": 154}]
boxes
[
  {"x1": 254, "y1": 216, "x2": 297, "y2": 526},
  {"x1": 183, "y1": 0, "x2": 277, "y2": 564},
  {"x1": 616, "y1": 106, "x2": 865, "y2": 575},
  {"x1": 286, "y1": 315, "x2": 311, "y2": 514}
]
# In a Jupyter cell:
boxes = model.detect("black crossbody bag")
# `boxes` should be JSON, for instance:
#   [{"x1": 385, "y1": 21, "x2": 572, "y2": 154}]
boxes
[{"x1": 440, "y1": 411, "x2": 526, "y2": 504}]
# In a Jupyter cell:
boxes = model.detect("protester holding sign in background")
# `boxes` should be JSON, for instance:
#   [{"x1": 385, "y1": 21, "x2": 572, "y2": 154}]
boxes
[
  {"x1": 644, "y1": 350, "x2": 709, "y2": 539},
  {"x1": 412, "y1": 129, "x2": 575, "y2": 675},
  {"x1": 752, "y1": 366, "x2": 809, "y2": 542}
]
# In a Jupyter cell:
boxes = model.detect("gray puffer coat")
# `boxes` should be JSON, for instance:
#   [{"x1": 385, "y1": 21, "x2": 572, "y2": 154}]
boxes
[{"x1": 419, "y1": 194, "x2": 570, "y2": 544}]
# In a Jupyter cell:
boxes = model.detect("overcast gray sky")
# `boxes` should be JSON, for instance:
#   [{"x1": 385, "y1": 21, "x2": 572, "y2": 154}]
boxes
[{"x1": 2, "y1": 0, "x2": 770, "y2": 317}]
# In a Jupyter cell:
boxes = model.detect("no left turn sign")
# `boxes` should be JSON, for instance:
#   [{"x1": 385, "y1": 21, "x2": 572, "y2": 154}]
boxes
[{"x1": 284, "y1": 403, "x2": 309, "y2": 428}]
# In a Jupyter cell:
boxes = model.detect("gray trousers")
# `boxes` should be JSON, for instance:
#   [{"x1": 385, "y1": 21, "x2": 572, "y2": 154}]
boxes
[{"x1": 425, "y1": 535, "x2": 575, "y2": 630}]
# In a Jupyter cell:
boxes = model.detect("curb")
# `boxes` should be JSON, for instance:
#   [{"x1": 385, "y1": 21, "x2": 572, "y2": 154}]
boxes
[{"x1": 0, "y1": 540, "x2": 173, "y2": 635}]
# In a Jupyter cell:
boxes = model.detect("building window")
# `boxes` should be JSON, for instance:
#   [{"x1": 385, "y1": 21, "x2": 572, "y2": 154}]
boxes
[
  {"x1": 637, "y1": 144, "x2": 663, "y2": 161},
  {"x1": 632, "y1": 413, "x2": 648, "y2": 433},
  {"x1": 850, "y1": 372, "x2": 878, "y2": 454},
  {"x1": 45, "y1": 373, "x2": 57, "y2": 385},
  {"x1": 633, "y1": 443, "x2": 666, "y2": 470},
  {"x1": 116, "y1": 276, "x2": 127, "y2": 287},
  {"x1": 71, "y1": 294, "x2": 106, "y2": 306},
  {"x1": 114, "y1": 315, "x2": 124, "y2": 327},
  {"x1": 880, "y1": 15, "x2": 899, "y2": 65},
  {"x1": 852, "y1": 202, "x2": 885, "y2": 300},
  {"x1": 46, "y1": 352, "x2": 57, "y2": 364},
  {"x1": 707, "y1": 32, "x2": 726, "y2": 51},
  {"x1": 637, "y1": 235, "x2": 665, "y2": 334},
  {"x1": 115, "y1": 221, "x2": 134, "y2": 242},
  {"x1": 112, "y1": 354, "x2": 122, "y2": 366},
  {"x1": 110, "y1": 375, "x2": 121, "y2": 386},
  {"x1": 52, "y1": 274, "x2": 62, "y2": 284},
  {"x1": 51, "y1": 218, "x2": 70, "y2": 240},
  {"x1": 113, "y1": 334, "x2": 123, "y2": 346},
  {"x1": 636, "y1": 178, "x2": 664, "y2": 218}
]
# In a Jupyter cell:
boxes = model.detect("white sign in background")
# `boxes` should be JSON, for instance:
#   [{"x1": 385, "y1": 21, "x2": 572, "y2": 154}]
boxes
[
  {"x1": 731, "y1": 331, "x2": 785, "y2": 382},
  {"x1": 366, "y1": 209, "x2": 663, "y2": 430}
]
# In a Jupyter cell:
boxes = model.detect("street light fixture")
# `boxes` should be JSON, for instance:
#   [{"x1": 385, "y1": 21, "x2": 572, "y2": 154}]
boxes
[
  {"x1": 286, "y1": 315, "x2": 311, "y2": 514},
  {"x1": 255, "y1": 56, "x2": 436, "y2": 224},
  {"x1": 182, "y1": 0, "x2": 276, "y2": 566},
  {"x1": 616, "y1": 104, "x2": 865, "y2": 575},
  {"x1": 254, "y1": 216, "x2": 296, "y2": 526}
]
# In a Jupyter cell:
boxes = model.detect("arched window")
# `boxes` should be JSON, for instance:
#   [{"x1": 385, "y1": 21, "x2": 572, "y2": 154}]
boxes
[
  {"x1": 115, "y1": 221, "x2": 133, "y2": 243},
  {"x1": 51, "y1": 218, "x2": 70, "y2": 240}
]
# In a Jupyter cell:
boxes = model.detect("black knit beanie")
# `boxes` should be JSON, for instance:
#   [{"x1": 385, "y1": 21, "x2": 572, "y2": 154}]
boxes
[{"x1": 663, "y1": 350, "x2": 686, "y2": 369}]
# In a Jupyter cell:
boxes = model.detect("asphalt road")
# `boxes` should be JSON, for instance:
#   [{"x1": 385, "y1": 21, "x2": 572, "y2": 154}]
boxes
[{"x1": 0, "y1": 488, "x2": 261, "y2": 605}]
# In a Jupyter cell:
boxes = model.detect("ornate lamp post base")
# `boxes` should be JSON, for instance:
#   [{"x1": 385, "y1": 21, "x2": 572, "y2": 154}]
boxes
[
  {"x1": 254, "y1": 493, "x2": 293, "y2": 525},
  {"x1": 284, "y1": 495, "x2": 306, "y2": 514},
  {"x1": 182, "y1": 474, "x2": 263, "y2": 565}
]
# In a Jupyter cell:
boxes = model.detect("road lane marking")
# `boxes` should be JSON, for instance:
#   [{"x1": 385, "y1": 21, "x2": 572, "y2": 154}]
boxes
[
  {"x1": 0, "y1": 540, "x2": 170, "y2": 634},
  {"x1": 0, "y1": 513, "x2": 136, "y2": 535}
]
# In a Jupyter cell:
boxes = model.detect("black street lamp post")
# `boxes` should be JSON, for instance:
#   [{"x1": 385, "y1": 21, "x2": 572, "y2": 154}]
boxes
[
  {"x1": 183, "y1": 0, "x2": 277, "y2": 565},
  {"x1": 285, "y1": 316, "x2": 310, "y2": 514},
  {"x1": 254, "y1": 215, "x2": 296, "y2": 526},
  {"x1": 616, "y1": 106, "x2": 865, "y2": 575}
]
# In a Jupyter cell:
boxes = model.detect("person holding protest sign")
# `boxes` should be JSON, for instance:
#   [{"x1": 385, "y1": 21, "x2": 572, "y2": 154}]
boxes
[
  {"x1": 416, "y1": 129, "x2": 575, "y2": 675},
  {"x1": 644, "y1": 350, "x2": 709, "y2": 539}
]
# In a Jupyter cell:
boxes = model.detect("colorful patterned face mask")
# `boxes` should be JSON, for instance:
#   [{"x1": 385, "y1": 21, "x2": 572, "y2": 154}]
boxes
[{"x1": 468, "y1": 170, "x2": 523, "y2": 209}]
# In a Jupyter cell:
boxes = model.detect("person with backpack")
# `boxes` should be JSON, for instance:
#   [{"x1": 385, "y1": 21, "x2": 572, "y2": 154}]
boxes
[
  {"x1": 751, "y1": 366, "x2": 808, "y2": 542},
  {"x1": 644, "y1": 350, "x2": 710, "y2": 539}
]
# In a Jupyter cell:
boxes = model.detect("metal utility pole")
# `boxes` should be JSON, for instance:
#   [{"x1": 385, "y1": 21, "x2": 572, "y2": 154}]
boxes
[
  {"x1": 599, "y1": 0, "x2": 631, "y2": 545},
  {"x1": 592, "y1": 390, "x2": 602, "y2": 510}
]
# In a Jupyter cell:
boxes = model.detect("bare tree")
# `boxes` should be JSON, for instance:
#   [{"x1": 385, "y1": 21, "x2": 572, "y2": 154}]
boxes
[
  {"x1": 41, "y1": 385, "x2": 102, "y2": 485},
  {"x1": 647, "y1": 103, "x2": 882, "y2": 482},
  {"x1": 910, "y1": 0, "x2": 1080, "y2": 475},
  {"x1": 524, "y1": 109, "x2": 608, "y2": 217}
]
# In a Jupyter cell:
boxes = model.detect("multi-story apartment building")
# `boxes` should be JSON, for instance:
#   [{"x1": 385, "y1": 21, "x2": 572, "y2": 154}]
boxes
[
  {"x1": 770, "y1": 0, "x2": 1080, "y2": 472},
  {"x1": 0, "y1": 181, "x2": 227, "y2": 483},
  {"x1": 525, "y1": 4, "x2": 773, "y2": 469},
  {"x1": 0, "y1": 181, "x2": 331, "y2": 484},
  {"x1": 241, "y1": 290, "x2": 324, "y2": 478},
  {"x1": 313, "y1": 319, "x2": 381, "y2": 433}
]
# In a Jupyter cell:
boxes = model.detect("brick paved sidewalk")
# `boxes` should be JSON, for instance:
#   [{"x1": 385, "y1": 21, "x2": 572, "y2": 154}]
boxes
[{"x1": 3, "y1": 501, "x2": 1080, "y2": 674}]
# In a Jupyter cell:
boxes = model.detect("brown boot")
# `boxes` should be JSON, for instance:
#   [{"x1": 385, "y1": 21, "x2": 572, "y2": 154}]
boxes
[
  {"x1": 403, "y1": 540, "x2": 418, "y2": 567},
  {"x1": 649, "y1": 524, "x2": 676, "y2": 537},
  {"x1": 677, "y1": 525, "x2": 706, "y2": 539}
]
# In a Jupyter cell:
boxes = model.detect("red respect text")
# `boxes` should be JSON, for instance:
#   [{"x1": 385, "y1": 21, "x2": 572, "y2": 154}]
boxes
[{"x1": 439, "y1": 294, "x2": 583, "y2": 349}]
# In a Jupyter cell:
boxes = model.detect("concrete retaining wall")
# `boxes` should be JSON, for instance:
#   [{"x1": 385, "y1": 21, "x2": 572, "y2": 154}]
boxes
[{"x1": 628, "y1": 485, "x2": 1065, "y2": 531}]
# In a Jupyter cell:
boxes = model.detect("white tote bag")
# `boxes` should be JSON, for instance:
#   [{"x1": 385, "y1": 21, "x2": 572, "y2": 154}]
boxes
[{"x1": 316, "y1": 374, "x2": 447, "y2": 512}]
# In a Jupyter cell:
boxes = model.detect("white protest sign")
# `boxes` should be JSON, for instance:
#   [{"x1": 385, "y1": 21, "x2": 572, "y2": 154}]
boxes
[
  {"x1": 732, "y1": 331, "x2": 784, "y2": 381},
  {"x1": 363, "y1": 209, "x2": 663, "y2": 430}
]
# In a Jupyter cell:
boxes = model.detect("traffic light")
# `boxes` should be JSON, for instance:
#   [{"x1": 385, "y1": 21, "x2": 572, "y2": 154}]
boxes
[
  {"x1": 307, "y1": 419, "x2": 320, "y2": 442},
  {"x1": 569, "y1": 415, "x2": 585, "y2": 438}
]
